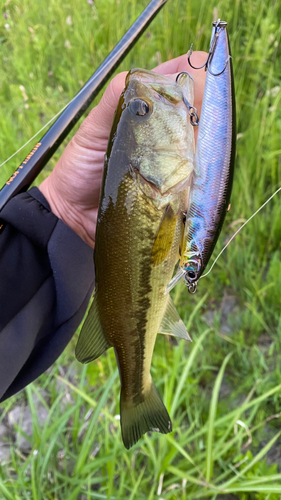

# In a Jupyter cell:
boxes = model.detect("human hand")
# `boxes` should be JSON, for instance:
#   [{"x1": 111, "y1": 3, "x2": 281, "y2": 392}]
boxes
[{"x1": 39, "y1": 52, "x2": 207, "y2": 248}]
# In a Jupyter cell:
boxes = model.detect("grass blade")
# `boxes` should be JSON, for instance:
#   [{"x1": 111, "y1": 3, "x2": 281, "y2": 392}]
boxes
[
  {"x1": 205, "y1": 352, "x2": 233, "y2": 482},
  {"x1": 170, "y1": 328, "x2": 210, "y2": 417}
]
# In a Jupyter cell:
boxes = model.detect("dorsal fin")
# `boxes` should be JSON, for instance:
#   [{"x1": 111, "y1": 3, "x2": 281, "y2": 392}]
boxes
[
  {"x1": 75, "y1": 295, "x2": 111, "y2": 363},
  {"x1": 159, "y1": 295, "x2": 192, "y2": 341}
]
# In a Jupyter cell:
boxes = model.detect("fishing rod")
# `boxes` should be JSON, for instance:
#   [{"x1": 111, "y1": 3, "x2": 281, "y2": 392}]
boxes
[{"x1": 0, "y1": 0, "x2": 168, "y2": 211}]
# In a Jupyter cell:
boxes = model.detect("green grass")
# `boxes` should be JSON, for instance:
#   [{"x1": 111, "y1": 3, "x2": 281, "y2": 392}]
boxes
[{"x1": 1, "y1": 0, "x2": 281, "y2": 498}]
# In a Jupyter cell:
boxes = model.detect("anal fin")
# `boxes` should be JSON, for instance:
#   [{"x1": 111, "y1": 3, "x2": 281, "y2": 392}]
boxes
[
  {"x1": 75, "y1": 295, "x2": 111, "y2": 363},
  {"x1": 159, "y1": 295, "x2": 192, "y2": 341}
]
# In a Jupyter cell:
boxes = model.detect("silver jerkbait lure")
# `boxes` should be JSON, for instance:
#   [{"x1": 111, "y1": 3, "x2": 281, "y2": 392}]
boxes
[{"x1": 168, "y1": 19, "x2": 236, "y2": 294}]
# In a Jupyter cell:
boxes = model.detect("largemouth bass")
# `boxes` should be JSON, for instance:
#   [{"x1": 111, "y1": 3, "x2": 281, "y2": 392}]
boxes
[{"x1": 76, "y1": 69, "x2": 195, "y2": 449}]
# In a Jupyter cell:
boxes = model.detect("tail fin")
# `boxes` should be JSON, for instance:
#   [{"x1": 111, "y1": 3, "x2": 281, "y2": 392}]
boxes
[{"x1": 120, "y1": 381, "x2": 172, "y2": 450}]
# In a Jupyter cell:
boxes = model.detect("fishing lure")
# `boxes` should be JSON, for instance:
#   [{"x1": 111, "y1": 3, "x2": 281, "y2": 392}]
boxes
[{"x1": 167, "y1": 19, "x2": 236, "y2": 294}]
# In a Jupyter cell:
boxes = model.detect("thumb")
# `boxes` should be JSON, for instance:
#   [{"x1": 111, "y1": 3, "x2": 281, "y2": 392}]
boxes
[{"x1": 74, "y1": 72, "x2": 127, "y2": 148}]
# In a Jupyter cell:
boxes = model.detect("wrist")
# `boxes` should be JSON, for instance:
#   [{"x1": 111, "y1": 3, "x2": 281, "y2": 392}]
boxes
[{"x1": 39, "y1": 177, "x2": 95, "y2": 248}]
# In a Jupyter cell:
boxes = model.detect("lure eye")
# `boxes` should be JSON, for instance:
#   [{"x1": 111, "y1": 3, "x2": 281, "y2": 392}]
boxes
[
  {"x1": 187, "y1": 271, "x2": 196, "y2": 280},
  {"x1": 129, "y1": 99, "x2": 150, "y2": 116},
  {"x1": 184, "y1": 257, "x2": 201, "y2": 283}
]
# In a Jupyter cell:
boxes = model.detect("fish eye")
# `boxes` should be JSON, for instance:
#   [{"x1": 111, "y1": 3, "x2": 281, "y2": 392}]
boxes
[{"x1": 129, "y1": 99, "x2": 150, "y2": 116}]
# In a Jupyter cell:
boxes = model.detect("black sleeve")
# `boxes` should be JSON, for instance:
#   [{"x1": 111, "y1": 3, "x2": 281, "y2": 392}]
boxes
[{"x1": 0, "y1": 187, "x2": 95, "y2": 402}]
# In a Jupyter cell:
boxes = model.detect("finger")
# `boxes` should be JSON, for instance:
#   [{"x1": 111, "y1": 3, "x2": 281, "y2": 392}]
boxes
[
  {"x1": 97, "y1": 71, "x2": 127, "y2": 124},
  {"x1": 76, "y1": 52, "x2": 208, "y2": 148},
  {"x1": 75, "y1": 71, "x2": 127, "y2": 147}
]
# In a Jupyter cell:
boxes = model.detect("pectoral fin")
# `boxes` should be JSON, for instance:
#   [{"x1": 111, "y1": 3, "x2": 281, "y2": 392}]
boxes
[
  {"x1": 165, "y1": 268, "x2": 185, "y2": 294},
  {"x1": 159, "y1": 295, "x2": 192, "y2": 341},
  {"x1": 75, "y1": 295, "x2": 111, "y2": 363},
  {"x1": 164, "y1": 217, "x2": 186, "y2": 293},
  {"x1": 165, "y1": 211, "x2": 188, "y2": 295},
  {"x1": 152, "y1": 204, "x2": 178, "y2": 266}
]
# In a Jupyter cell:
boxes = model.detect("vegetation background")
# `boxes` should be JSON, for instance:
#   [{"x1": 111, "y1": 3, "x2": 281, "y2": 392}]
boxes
[{"x1": 0, "y1": 0, "x2": 281, "y2": 498}]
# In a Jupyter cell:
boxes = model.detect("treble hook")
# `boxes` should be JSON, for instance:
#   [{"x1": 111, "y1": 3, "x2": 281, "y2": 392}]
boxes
[
  {"x1": 187, "y1": 43, "x2": 210, "y2": 71},
  {"x1": 184, "y1": 97, "x2": 200, "y2": 127},
  {"x1": 187, "y1": 19, "x2": 230, "y2": 77},
  {"x1": 208, "y1": 55, "x2": 231, "y2": 77},
  {"x1": 176, "y1": 71, "x2": 200, "y2": 126},
  {"x1": 176, "y1": 71, "x2": 194, "y2": 83}
]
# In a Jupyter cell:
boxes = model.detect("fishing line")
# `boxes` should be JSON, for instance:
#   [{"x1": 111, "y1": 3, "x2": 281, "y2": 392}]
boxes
[
  {"x1": 0, "y1": 18, "x2": 133, "y2": 171},
  {"x1": 0, "y1": 60, "x2": 108, "y2": 171},
  {"x1": 0, "y1": 0, "x2": 162, "y2": 174},
  {"x1": 1, "y1": 54, "x2": 280, "y2": 284},
  {"x1": 200, "y1": 186, "x2": 281, "y2": 280},
  {"x1": 0, "y1": 36, "x2": 130, "y2": 172},
  {"x1": 0, "y1": 103, "x2": 71, "y2": 170}
]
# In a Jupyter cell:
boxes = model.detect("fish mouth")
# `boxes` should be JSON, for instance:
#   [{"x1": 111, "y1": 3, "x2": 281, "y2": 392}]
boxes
[
  {"x1": 168, "y1": 175, "x2": 192, "y2": 194},
  {"x1": 130, "y1": 164, "x2": 192, "y2": 202},
  {"x1": 130, "y1": 147, "x2": 194, "y2": 196},
  {"x1": 129, "y1": 164, "x2": 159, "y2": 194}
]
